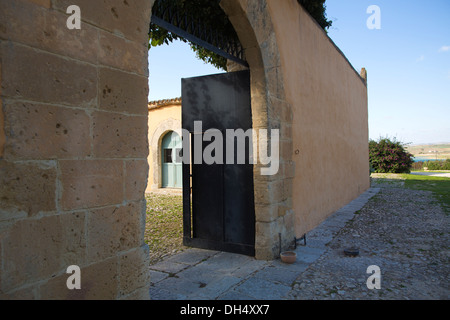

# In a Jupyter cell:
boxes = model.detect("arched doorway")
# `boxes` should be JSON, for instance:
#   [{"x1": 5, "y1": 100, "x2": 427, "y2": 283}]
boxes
[
  {"x1": 161, "y1": 131, "x2": 182, "y2": 188},
  {"x1": 148, "y1": 0, "x2": 293, "y2": 260}
]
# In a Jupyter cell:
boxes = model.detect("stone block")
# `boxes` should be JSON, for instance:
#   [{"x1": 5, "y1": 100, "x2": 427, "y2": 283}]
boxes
[
  {"x1": 86, "y1": 202, "x2": 143, "y2": 263},
  {"x1": 0, "y1": 0, "x2": 98, "y2": 64},
  {"x1": 268, "y1": 96, "x2": 292, "y2": 124},
  {"x1": 3, "y1": 101, "x2": 90, "y2": 160},
  {"x1": 0, "y1": 284, "x2": 37, "y2": 299},
  {"x1": 40, "y1": 257, "x2": 119, "y2": 300},
  {"x1": 284, "y1": 160, "x2": 295, "y2": 179},
  {"x1": 125, "y1": 160, "x2": 148, "y2": 201},
  {"x1": 245, "y1": 0, "x2": 272, "y2": 45},
  {"x1": 255, "y1": 204, "x2": 277, "y2": 223},
  {"x1": 255, "y1": 245, "x2": 278, "y2": 261},
  {"x1": 0, "y1": 160, "x2": 56, "y2": 217},
  {"x1": 253, "y1": 265, "x2": 299, "y2": 285},
  {"x1": 119, "y1": 286, "x2": 150, "y2": 300},
  {"x1": 259, "y1": 33, "x2": 281, "y2": 69},
  {"x1": 53, "y1": 0, "x2": 152, "y2": 43},
  {"x1": 1, "y1": 212, "x2": 86, "y2": 292},
  {"x1": 232, "y1": 277, "x2": 291, "y2": 299},
  {"x1": 118, "y1": 246, "x2": 150, "y2": 297},
  {"x1": 254, "y1": 179, "x2": 287, "y2": 205},
  {"x1": 255, "y1": 221, "x2": 277, "y2": 247},
  {"x1": 266, "y1": 67, "x2": 285, "y2": 101},
  {"x1": 59, "y1": 160, "x2": 124, "y2": 210},
  {"x1": 268, "y1": 179, "x2": 287, "y2": 203},
  {"x1": 1, "y1": 43, "x2": 97, "y2": 107},
  {"x1": 277, "y1": 204, "x2": 290, "y2": 218},
  {"x1": 0, "y1": 60, "x2": 4, "y2": 158},
  {"x1": 279, "y1": 139, "x2": 293, "y2": 162},
  {"x1": 99, "y1": 67, "x2": 149, "y2": 115},
  {"x1": 98, "y1": 29, "x2": 147, "y2": 75},
  {"x1": 92, "y1": 111, "x2": 148, "y2": 158},
  {"x1": 253, "y1": 183, "x2": 271, "y2": 206},
  {"x1": 27, "y1": 0, "x2": 50, "y2": 8}
]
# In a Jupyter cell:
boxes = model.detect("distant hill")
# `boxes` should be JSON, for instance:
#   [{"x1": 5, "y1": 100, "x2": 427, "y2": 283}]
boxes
[{"x1": 406, "y1": 143, "x2": 450, "y2": 160}]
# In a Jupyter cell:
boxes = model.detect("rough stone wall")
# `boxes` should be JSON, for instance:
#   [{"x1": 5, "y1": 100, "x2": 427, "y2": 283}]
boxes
[{"x1": 0, "y1": 0, "x2": 153, "y2": 299}]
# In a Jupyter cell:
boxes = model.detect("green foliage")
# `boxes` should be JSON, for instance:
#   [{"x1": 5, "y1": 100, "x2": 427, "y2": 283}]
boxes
[
  {"x1": 369, "y1": 138, "x2": 414, "y2": 173},
  {"x1": 297, "y1": 0, "x2": 333, "y2": 30},
  {"x1": 423, "y1": 159, "x2": 450, "y2": 170},
  {"x1": 149, "y1": 0, "x2": 333, "y2": 70},
  {"x1": 149, "y1": 0, "x2": 239, "y2": 70}
]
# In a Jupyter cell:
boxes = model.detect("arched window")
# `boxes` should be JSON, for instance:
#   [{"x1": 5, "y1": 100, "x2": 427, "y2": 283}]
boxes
[{"x1": 161, "y1": 131, "x2": 182, "y2": 188}]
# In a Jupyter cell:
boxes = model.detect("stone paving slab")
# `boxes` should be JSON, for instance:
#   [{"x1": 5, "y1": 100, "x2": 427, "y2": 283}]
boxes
[
  {"x1": 229, "y1": 277, "x2": 292, "y2": 300},
  {"x1": 148, "y1": 188, "x2": 381, "y2": 300}
]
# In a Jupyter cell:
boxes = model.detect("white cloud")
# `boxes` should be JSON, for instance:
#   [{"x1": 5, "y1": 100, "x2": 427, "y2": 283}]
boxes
[
  {"x1": 439, "y1": 45, "x2": 450, "y2": 52},
  {"x1": 416, "y1": 55, "x2": 425, "y2": 62}
]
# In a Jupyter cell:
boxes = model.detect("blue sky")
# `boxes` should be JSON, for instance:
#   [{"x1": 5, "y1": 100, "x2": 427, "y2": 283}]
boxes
[{"x1": 148, "y1": 0, "x2": 450, "y2": 145}]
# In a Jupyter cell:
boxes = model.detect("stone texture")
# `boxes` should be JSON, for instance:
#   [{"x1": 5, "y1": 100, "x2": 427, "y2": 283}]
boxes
[
  {"x1": 59, "y1": 160, "x2": 124, "y2": 210},
  {"x1": 0, "y1": 0, "x2": 99, "y2": 64},
  {"x1": 3, "y1": 101, "x2": 90, "y2": 160},
  {"x1": 289, "y1": 184, "x2": 448, "y2": 300},
  {"x1": 0, "y1": 0, "x2": 371, "y2": 299},
  {"x1": 0, "y1": 0, "x2": 152, "y2": 300},
  {"x1": 1, "y1": 42, "x2": 97, "y2": 107},
  {"x1": 1, "y1": 212, "x2": 86, "y2": 293},
  {"x1": 86, "y1": 202, "x2": 143, "y2": 263},
  {"x1": 125, "y1": 160, "x2": 148, "y2": 201},
  {"x1": 40, "y1": 257, "x2": 119, "y2": 300},
  {"x1": 99, "y1": 67, "x2": 149, "y2": 115},
  {"x1": 52, "y1": 0, "x2": 152, "y2": 43},
  {"x1": 118, "y1": 246, "x2": 150, "y2": 298},
  {"x1": 27, "y1": 0, "x2": 50, "y2": 8},
  {"x1": 0, "y1": 160, "x2": 57, "y2": 217},
  {"x1": 92, "y1": 111, "x2": 148, "y2": 158},
  {"x1": 147, "y1": 187, "x2": 387, "y2": 301},
  {"x1": 0, "y1": 60, "x2": 4, "y2": 158},
  {"x1": 98, "y1": 29, "x2": 148, "y2": 75}
]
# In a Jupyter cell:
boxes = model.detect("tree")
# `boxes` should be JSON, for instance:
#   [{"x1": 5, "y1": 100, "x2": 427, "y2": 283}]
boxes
[
  {"x1": 149, "y1": 0, "x2": 333, "y2": 70},
  {"x1": 369, "y1": 138, "x2": 414, "y2": 174},
  {"x1": 297, "y1": 0, "x2": 333, "y2": 30}
]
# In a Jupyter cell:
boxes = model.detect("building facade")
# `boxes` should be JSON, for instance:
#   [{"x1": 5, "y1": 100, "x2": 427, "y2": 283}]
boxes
[{"x1": 0, "y1": 0, "x2": 369, "y2": 299}]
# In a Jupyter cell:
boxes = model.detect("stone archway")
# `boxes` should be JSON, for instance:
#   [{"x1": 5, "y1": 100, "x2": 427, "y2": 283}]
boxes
[
  {"x1": 215, "y1": 0, "x2": 295, "y2": 259},
  {"x1": 148, "y1": 0, "x2": 295, "y2": 259},
  {"x1": 0, "y1": 0, "x2": 294, "y2": 299}
]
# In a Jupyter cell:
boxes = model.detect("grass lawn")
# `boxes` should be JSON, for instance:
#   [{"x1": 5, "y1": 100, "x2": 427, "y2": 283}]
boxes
[
  {"x1": 401, "y1": 174, "x2": 450, "y2": 213},
  {"x1": 371, "y1": 173, "x2": 450, "y2": 213},
  {"x1": 145, "y1": 193, "x2": 186, "y2": 264}
]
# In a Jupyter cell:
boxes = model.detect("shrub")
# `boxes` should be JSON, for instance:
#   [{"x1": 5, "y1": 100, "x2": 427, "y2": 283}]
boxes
[
  {"x1": 424, "y1": 159, "x2": 450, "y2": 171},
  {"x1": 411, "y1": 161, "x2": 424, "y2": 171},
  {"x1": 369, "y1": 138, "x2": 413, "y2": 173}
]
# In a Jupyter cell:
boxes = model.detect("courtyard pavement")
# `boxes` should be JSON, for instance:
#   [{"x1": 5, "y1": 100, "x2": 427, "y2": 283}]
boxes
[{"x1": 148, "y1": 188, "x2": 381, "y2": 300}]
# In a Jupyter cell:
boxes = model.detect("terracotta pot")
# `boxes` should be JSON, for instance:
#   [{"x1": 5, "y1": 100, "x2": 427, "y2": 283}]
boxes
[{"x1": 280, "y1": 251, "x2": 297, "y2": 264}]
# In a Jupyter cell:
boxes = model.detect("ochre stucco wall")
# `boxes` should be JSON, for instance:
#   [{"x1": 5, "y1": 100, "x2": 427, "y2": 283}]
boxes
[
  {"x1": 268, "y1": 0, "x2": 370, "y2": 237},
  {"x1": 146, "y1": 102, "x2": 182, "y2": 192}
]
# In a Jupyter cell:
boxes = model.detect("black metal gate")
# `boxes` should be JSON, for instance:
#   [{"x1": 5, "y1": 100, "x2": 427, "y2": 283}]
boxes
[{"x1": 182, "y1": 70, "x2": 255, "y2": 256}]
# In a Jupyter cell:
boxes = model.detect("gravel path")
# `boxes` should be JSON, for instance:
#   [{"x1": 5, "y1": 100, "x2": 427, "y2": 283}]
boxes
[{"x1": 288, "y1": 185, "x2": 449, "y2": 300}]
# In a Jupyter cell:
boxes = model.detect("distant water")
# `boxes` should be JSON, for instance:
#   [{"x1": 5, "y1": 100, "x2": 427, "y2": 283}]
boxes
[{"x1": 413, "y1": 157, "x2": 448, "y2": 162}]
